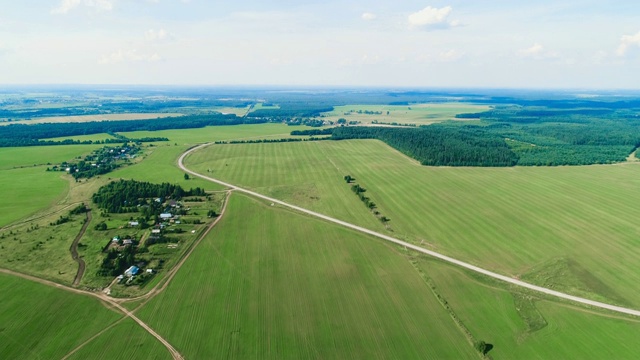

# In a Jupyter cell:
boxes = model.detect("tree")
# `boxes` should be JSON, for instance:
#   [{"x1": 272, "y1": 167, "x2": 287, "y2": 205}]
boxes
[{"x1": 184, "y1": 173, "x2": 190, "y2": 180}]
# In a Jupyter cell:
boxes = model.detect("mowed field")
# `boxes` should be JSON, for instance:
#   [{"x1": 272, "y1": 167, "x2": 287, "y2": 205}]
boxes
[
  {"x1": 185, "y1": 139, "x2": 640, "y2": 307},
  {"x1": 0, "y1": 144, "x2": 103, "y2": 170},
  {"x1": 0, "y1": 113, "x2": 182, "y2": 126},
  {"x1": 322, "y1": 103, "x2": 490, "y2": 125},
  {"x1": 137, "y1": 193, "x2": 478, "y2": 359},
  {"x1": 420, "y1": 259, "x2": 640, "y2": 359}
]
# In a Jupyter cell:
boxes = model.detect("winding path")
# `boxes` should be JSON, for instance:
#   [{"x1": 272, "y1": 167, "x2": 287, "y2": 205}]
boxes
[{"x1": 179, "y1": 143, "x2": 640, "y2": 318}]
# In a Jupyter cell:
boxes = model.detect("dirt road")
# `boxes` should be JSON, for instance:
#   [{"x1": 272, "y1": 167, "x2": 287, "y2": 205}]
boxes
[
  {"x1": 179, "y1": 143, "x2": 640, "y2": 318},
  {"x1": 70, "y1": 209, "x2": 90, "y2": 287}
]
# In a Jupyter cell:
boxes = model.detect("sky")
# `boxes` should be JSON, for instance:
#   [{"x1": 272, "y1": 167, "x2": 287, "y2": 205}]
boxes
[{"x1": 0, "y1": 0, "x2": 639, "y2": 89}]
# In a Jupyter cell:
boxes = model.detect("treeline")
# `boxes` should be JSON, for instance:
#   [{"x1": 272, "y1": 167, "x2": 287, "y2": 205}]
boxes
[
  {"x1": 290, "y1": 128, "x2": 333, "y2": 136},
  {"x1": 92, "y1": 180, "x2": 205, "y2": 213},
  {"x1": 248, "y1": 105, "x2": 334, "y2": 118},
  {"x1": 0, "y1": 113, "x2": 262, "y2": 141},
  {"x1": 331, "y1": 126, "x2": 519, "y2": 167}
]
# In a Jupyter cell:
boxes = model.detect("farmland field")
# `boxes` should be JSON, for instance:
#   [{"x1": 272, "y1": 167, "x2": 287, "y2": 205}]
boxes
[
  {"x1": 184, "y1": 139, "x2": 640, "y2": 307},
  {"x1": 0, "y1": 144, "x2": 103, "y2": 170},
  {"x1": 0, "y1": 113, "x2": 182, "y2": 126},
  {"x1": 137, "y1": 193, "x2": 478, "y2": 359},
  {"x1": 419, "y1": 258, "x2": 640, "y2": 359},
  {"x1": 322, "y1": 103, "x2": 490, "y2": 125},
  {"x1": 0, "y1": 273, "x2": 123, "y2": 359}
]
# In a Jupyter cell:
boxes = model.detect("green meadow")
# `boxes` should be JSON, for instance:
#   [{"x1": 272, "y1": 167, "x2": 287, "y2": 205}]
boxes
[
  {"x1": 323, "y1": 103, "x2": 490, "y2": 124},
  {"x1": 0, "y1": 144, "x2": 102, "y2": 170},
  {"x1": 185, "y1": 139, "x2": 640, "y2": 307},
  {"x1": 420, "y1": 258, "x2": 640, "y2": 359},
  {"x1": 137, "y1": 193, "x2": 478, "y2": 359}
]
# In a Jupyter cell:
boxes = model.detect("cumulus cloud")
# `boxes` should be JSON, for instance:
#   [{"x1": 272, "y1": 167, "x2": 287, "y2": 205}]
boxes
[
  {"x1": 408, "y1": 6, "x2": 459, "y2": 29},
  {"x1": 438, "y1": 49, "x2": 464, "y2": 62},
  {"x1": 51, "y1": 0, "x2": 113, "y2": 14},
  {"x1": 519, "y1": 43, "x2": 544, "y2": 57},
  {"x1": 616, "y1": 31, "x2": 640, "y2": 56},
  {"x1": 98, "y1": 49, "x2": 162, "y2": 65},
  {"x1": 362, "y1": 12, "x2": 377, "y2": 21},
  {"x1": 518, "y1": 43, "x2": 560, "y2": 60}
]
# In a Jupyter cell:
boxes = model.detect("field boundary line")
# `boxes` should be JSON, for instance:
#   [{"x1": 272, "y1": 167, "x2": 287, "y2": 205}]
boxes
[{"x1": 179, "y1": 143, "x2": 640, "y2": 318}]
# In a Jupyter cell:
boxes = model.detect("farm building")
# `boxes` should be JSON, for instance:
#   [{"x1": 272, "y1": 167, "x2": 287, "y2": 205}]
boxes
[
  {"x1": 129, "y1": 221, "x2": 139, "y2": 227},
  {"x1": 160, "y1": 213, "x2": 172, "y2": 220},
  {"x1": 124, "y1": 265, "x2": 140, "y2": 277}
]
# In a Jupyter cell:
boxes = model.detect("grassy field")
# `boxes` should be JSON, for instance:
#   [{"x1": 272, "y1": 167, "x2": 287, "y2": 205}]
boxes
[
  {"x1": 185, "y1": 139, "x2": 640, "y2": 307},
  {"x1": 0, "y1": 167, "x2": 69, "y2": 228},
  {"x1": 0, "y1": 273, "x2": 123, "y2": 359},
  {"x1": 322, "y1": 103, "x2": 490, "y2": 125},
  {"x1": 47, "y1": 133, "x2": 117, "y2": 142},
  {"x1": 137, "y1": 193, "x2": 478, "y2": 359},
  {"x1": 420, "y1": 258, "x2": 640, "y2": 359},
  {"x1": 0, "y1": 144, "x2": 103, "y2": 170},
  {"x1": 65, "y1": 318, "x2": 172, "y2": 360},
  {"x1": 0, "y1": 113, "x2": 182, "y2": 126}
]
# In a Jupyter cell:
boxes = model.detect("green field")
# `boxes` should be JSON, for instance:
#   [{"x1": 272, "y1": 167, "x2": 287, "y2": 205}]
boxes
[
  {"x1": 185, "y1": 139, "x2": 640, "y2": 307},
  {"x1": 420, "y1": 258, "x2": 640, "y2": 359},
  {"x1": 0, "y1": 144, "x2": 103, "y2": 170},
  {"x1": 0, "y1": 273, "x2": 123, "y2": 359},
  {"x1": 47, "y1": 133, "x2": 117, "y2": 142},
  {"x1": 137, "y1": 193, "x2": 478, "y2": 359},
  {"x1": 0, "y1": 167, "x2": 69, "y2": 228},
  {"x1": 322, "y1": 103, "x2": 490, "y2": 125}
]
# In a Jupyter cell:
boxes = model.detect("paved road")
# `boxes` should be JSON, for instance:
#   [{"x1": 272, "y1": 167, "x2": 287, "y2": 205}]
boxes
[{"x1": 179, "y1": 143, "x2": 640, "y2": 318}]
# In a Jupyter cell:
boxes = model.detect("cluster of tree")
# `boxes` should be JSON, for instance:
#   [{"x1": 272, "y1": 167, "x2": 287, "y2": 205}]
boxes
[
  {"x1": 48, "y1": 144, "x2": 140, "y2": 179},
  {"x1": 331, "y1": 126, "x2": 519, "y2": 167},
  {"x1": 247, "y1": 105, "x2": 334, "y2": 119},
  {"x1": 92, "y1": 179, "x2": 205, "y2": 214},
  {"x1": 290, "y1": 128, "x2": 333, "y2": 136},
  {"x1": 98, "y1": 246, "x2": 135, "y2": 276},
  {"x1": 345, "y1": 109, "x2": 384, "y2": 115},
  {"x1": 50, "y1": 215, "x2": 71, "y2": 226},
  {"x1": 371, "y1": 120, "x2": 417, "y2": 127},
  {"x1": 348, "y1": 179, "x2": 389, "y2": 223},
  {"x1": 0, "y1": 136, "x2": 168, "y2": 148},
  {"x1": 0, "y1": 114, "x2": 262, "y2": 142},
  {"x1": 285, "y1": 118, "x2": 325, "y2": 127},
  {"x1": 69, "y1": 203, "x2": 88, "y2": 215}
]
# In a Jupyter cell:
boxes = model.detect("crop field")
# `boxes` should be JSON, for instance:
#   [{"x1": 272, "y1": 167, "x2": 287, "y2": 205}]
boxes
[
  {"x1": 0, "y1": 167, "x2": 69, "y2": 228},
  {"x1": 0, "y1": 273, "x2": 122, "y2": 359},
  {"x1": 47, "y1": 133, "x2": 117, "y2": 142},
  {"x1": 419, "y1": 258, "x2": 640, "y2": 359},
  {"x1": 185, "y1": 139, "x2": 640, "y2": 307},
  {"x1": 322, "y1": 103, "x2": 490, "y2": 125},
  {"x1": 65, "y1": 318, "x2": 172, "y2": 360},
  {"x1": 137, "y1": 193, "x2": 478, "y2": 359},
  {"x1": 0, "y1": 113, "x2": 182, "y2": 126}
]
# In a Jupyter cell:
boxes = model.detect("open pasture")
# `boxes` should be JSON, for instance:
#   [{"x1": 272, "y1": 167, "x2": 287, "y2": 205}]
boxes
[
  {"x1": 420, "y1": 258, "x2": 640, "y2": 359},
  {"x1": 138, "y1": 193, "x2": 478, "y2": 359},
  {"x1": 0, "y1": 273, "x2": 122, "y2": 359},
  {"x1": 0, "y1": 113, "x2": 182, "y2": 126},
  {"x1": 322, "y1": 103, "x2": 490, "y2": 125},
  {"x1": 185, "y1": 139, "x2": 640, "y2": 307}
]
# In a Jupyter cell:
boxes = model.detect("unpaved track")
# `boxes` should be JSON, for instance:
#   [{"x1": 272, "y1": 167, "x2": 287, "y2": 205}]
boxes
[
  {"x1": 179, "y1": 143, "x2": 640, "y2": 318},
  {"x1": 70, "y1": 210, "x2": 90, "y2": 287}
]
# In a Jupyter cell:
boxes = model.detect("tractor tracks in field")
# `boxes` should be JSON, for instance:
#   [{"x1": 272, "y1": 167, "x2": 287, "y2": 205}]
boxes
[{"x1": 178, "y1": 142, "x2": 640, "y2": 319}]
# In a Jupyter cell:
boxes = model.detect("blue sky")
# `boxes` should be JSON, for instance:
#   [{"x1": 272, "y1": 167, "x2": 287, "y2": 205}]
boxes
[{"x1": 0, "y1": 1, "x2": 639, "y2": 88}]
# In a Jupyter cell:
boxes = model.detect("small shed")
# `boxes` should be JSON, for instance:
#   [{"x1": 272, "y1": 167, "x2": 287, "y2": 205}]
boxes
[
  {"x1": 123, "y1": 239, "x2": 133, "y2": 245},
  {"x1": 160, "y1": 213, "x2": 172, "y2": 220},
  {"x1": 124, "y1": 266, "x2": 140, "y2": 277},
  {"x1": 129, "y1": 221, "x2": 139, "y2": 227}
]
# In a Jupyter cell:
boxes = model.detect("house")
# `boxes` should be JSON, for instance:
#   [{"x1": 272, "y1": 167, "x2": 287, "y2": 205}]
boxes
[
  {"x1": 124, "y1": 266, "x2": 140, "y2": 277},
  {"x1": 146, "y1": 269, "x2": 154, "y2": 274},
  {"x1": 151, "y1": 229, "x2": 161, "y2": 234},
  {"x1": 123, "y1": 239, "x2": 133, "y2": 246},
  {"x1": 112, "y1": 236, "x2": 120, "y2": 243},
  {"x1": 160, "y1": 213, "x2": 172, "y2": 220},
  {"x1": 129, "y1": 221, "x2": 139, "y2": 227}
]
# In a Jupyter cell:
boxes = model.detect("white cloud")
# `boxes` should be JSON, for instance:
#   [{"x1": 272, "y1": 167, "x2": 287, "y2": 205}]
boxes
[
  {"x1": 519, "y1": 43, "x2": 544, "y2": 57},
  {"x1": 408, "y1": 6, "x2": 459, "y2": 29},
  {"x1": 98, "y1": 49, "x2": 162, "y2": 65},
  {"x1": 362, "y1": 12, "x2": 377, "y2": 21},
  {"x1": 145, "y1": 29, "x2": 171, "y2": 42},
  {"x1": 51, "y1": 0, "x2": 113, "y2": 14},
  {"x1": 616, "y1": 31, "x2": 640, "y2": 56},
  {"x1": 438, "y1": 49, "x2": 464, "y2": 62}
]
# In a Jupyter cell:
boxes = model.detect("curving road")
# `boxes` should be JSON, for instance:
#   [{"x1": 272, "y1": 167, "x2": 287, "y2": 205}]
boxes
[{"x1": 179, "y1": 143, "x2": 640, "y2": 318}]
